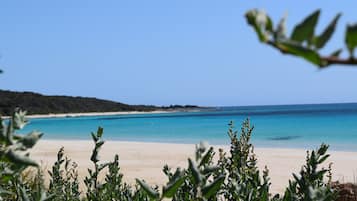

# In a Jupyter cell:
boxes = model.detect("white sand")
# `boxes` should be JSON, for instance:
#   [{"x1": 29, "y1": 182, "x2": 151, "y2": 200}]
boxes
[
  {"x1": 32, "y1": 140, "x2": 357, "y2": 194},
  {"x1": 3, "y1": 110, "x2": 173, "y2": 119}
]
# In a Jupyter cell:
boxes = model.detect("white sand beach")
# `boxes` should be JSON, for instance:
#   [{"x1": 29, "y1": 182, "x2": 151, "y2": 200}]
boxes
[
  {"x1": 2, "y1": 110, "x2": 173, "y2": 119},
  {"x1": 32, "y1": 140, "x2": 357, "y2": 194}
]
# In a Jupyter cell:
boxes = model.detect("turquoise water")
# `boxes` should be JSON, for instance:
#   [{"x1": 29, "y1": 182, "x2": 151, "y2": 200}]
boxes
[{"x1": 20, "y1": 103, "x2": 357, "y2": 151}]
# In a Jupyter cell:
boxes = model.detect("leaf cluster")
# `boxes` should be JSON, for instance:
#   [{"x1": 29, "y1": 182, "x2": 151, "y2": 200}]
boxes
[
  {"x1": 245, "y1": 9, "x2": 357, "y2": 68},
  {"x1": 0, "y1": 109, "x2": 52, "y2": 200}
]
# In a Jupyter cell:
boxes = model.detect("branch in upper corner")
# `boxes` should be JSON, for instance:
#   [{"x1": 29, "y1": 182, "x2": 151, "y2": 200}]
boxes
[
  {"x1": 245, "y1": 9, "x2": 357, "y2": 68},
  {"x1": 266, "y1": 40, "x2": 357, "y2": 68}
]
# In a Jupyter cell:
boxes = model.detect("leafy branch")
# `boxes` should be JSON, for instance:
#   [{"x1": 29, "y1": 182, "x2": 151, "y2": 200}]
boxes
[{"x1": 245, "y1": 9, "x2": 357, "y2": 68}]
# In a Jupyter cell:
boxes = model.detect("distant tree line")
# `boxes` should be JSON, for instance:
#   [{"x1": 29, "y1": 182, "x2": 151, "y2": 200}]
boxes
[{"x1": 0, "y1": 90, "x2": 199, "y2": 116}]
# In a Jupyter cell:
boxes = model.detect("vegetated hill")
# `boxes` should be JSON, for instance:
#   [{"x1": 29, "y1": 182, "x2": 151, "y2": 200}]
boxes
[{"x1": 0, "y1": 90, "x2": 199, "y2": 116}]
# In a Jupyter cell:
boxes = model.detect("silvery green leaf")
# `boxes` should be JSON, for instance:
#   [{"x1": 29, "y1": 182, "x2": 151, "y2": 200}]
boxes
[
  {"x1": 19, "y1": 131, "x2": 43, "y2": 148},
  {"x1": 19, "y1": 187, "x2": 30, "y2": 201},
  {"x1": 13, "y1": 110, "x2": 28, "y2": 130},
  {"x1": 188, "y1": 158, "x2": 202, "y2": 185},
  {"x1": 199, "y1": 147, "x2": 214, "y2": 167},
  {"x1": 162, "y1": 173, "x2": 185, "y2": 198},
  {"x1": 202, "y1": 175, "x2": 225, "y2": 199},
  {"x1": 6, "y1": 149, "x2": 38, "y2": 167},
  {"x1": 136, "y1": 179, "x2": 160, "y2": 199}
]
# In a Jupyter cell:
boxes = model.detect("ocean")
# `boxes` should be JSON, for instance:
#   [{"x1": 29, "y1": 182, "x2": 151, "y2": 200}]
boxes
[{"x1": 20, "y1": 103, "x2": 357, "y2": 151}]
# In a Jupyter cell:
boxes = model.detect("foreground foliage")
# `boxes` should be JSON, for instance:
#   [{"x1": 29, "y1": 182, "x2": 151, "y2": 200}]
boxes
[
  {"x1": 0, "y1": 110, "x2": 337, "y2": 200},
  {"x1": 245, "y1": 9, "x2": 357, "y2": 68}
]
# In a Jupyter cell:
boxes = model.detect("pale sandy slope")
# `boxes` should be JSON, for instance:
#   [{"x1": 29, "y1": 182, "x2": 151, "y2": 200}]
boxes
[{"x1": 32, "y1": 140, "x2": 357, "y2": 194}]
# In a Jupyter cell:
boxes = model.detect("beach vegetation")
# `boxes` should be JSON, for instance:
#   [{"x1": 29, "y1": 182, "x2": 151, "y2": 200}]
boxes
[{"x1": 0, "y1": 110, "x2": 338, "y2": 200}]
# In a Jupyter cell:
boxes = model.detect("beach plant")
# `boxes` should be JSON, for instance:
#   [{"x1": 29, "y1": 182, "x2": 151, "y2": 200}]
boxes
[
  {"x1": 278, "y1": 144, "x2": 337, "y2": 201},
  {"x1": 83, "y1": 127, "x2": 134, "y2": 201},
  {"x1": 135, "y1": 120, "x2": 337, "y2": 201},
  {"x1": 49, "y1": 127, "x2": 135, "y2": 201},
  {"x1": 48, "y1": 147, "x2": 80, "y2": 201},
  {"x1": 0, "y1": 109, "x2": 341, "y2": 201},
  {"x1": 219, "y1": 120, "x2": 271, "y2": 201},
  {"x1": 135, "y1": 120, "x2": 268, "y2": 201},
  {"x1": 0, "y1": 109, "x2": 52, "y2": 200},
  {"x1": 245, "y1": 9, "x2": 357, "y2": 68},
  {"x1": 136, "y1": 141, "x2": 225, "y2": 201}
]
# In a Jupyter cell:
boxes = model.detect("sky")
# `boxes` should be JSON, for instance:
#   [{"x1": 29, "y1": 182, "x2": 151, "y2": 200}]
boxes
[{"x1": 0, "y1": 1, "x2": 356, "y2": 106}]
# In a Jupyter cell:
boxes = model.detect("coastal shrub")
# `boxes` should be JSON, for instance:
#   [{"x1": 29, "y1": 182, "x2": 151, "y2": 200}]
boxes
[
  {"x1": 136, "y1": 141, "x2": 225, "y2": 201},
  {"x1": 280, "y1": 144, "x2": 337, "y2": 200},
  {"x1": 0, "y1": 110, "x2": 338, "y2": 201},
  {"x1": 0, "y1": 109, "x2": 52, "y2": 200},
  {"x1": 83, "y1": 127, "x2": 134, "y2": 201},
  {"x1": 134, "y1": 120, "x2": 336, "y2": 201},
  {"x1": 220, "y1": 120, "x2": 271, "y2": 200},
  {"x1": 48, "y1": 147, "x2": 80, "y2": 201}
]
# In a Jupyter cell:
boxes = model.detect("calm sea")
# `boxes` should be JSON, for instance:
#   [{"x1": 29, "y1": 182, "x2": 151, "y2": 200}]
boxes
[{"x1": 20, "y1": 103, "x2": 357, "y2": 151}]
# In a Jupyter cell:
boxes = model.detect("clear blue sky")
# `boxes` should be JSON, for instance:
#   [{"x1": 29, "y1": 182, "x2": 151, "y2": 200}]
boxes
[{"x1": 0, "y1": 1, "x2": 356, "y2": 106}]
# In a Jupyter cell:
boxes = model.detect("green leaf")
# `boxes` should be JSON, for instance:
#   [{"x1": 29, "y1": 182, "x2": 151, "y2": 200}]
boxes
[
  {"x1": 90, "y1": 148, "x2": 100, "y2": 163},
  {"x1": 277, "y1": 41, "x2": 322, "y2": 66},
  {"x1": 19, "y1": 131, "x2": 43, "y2": 148},
  {"x1": 0, "y1": 187, "x2": 13, "y2": 196},
  {"x1": 20, "y1": 187, "x2": 30, "y2": 201},
  {"x1": 0, "y1": 174, "x2": 13, "y2": 183},
  {"x1": 162, "y1": 174, "x2": 186, "y2": 198},
  {"x1": 97, "y1": 127, "x2": 104, "y2": 138},
  {"x1": 91, "y1": 132, "x2": 98, "y2": 142},
  {"x1": 266, "y1": 15, "x2": 274, "y2": 33},
  {"x1": 318, "y1": 154, "x2": 330, "y2": 164},
  {"x1": 41, "y1": 194, "x2": 56, "y2": 201},
  {"x1": 96, "y1": 140, "x2": 105, "y2": 148},
  {"x1": 330, "y1": 49, "x2": 343, "y2": 57},
  {"x1": 201, "y1": 175, "x2": 225, "y2": 199},
  {"x1": 315, "y1": 13, "x2": 341, "y2": 49},
  {"x1": 291, "y1": 10, "x2": 320, "y2": 43},
  {"x1": 136, "y1": 179, "x2": 160, "y2": 200},
  {"x1": 202, "y1": 166, "x2": 220, "y2": 175},
  {"x1": 6, "y1": 149, "x2": 38, "y2": 167},
  {"x1": 188, "y1": 158, "x2": 202, "y2": 185},
  {"x1": 345, "y1": 23, "x2": 357, "y2": 56},
  {"x1": 260, "y1": 190, "x2": 269, "y2": 201},
  {"x1": 317, "y1": 143, "x2": 329, "y2": 155},
  {"x1": 199, "y1": 147, "x2": 214, "y2": 167}
]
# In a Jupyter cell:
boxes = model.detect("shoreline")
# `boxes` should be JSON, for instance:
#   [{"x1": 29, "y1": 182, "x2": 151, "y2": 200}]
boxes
[
  {"x1": 36, "y1": 138, "x2": 357, "y2": 152},
  {"x1": 3, "y1": 110, "x2": 176, "y2": 119},
  {"x1": 32, "y1": 140, "x2": 357, "y2": 194}
]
